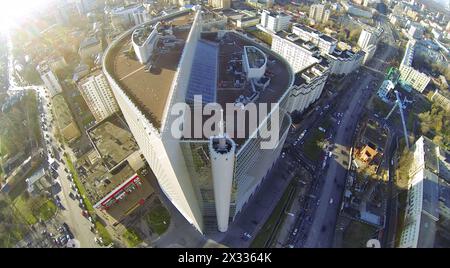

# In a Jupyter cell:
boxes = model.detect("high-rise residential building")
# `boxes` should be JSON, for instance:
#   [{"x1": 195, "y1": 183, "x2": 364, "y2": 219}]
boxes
[
  {"x1": 271, "y1": 32, "x2": 322, "y2": 73},
  {"x1": 326, "y1": 49, "x2": 364, "y2": 75},
  {"x1": 362, "y1": 44, "x2": 377, "y2": 64},
  {"x1": 408, "y1": 24, "x2": 424, "y2": 39},
  {"x1": 260, "y1": 10, "x2": 292, "y2": 33},
  {"x1": 78, "y1": 35, "x2": 102, "y2": 61},
  {"x1": 37, "y1": 63, "x2": 63, "y2": 97},
  {"x1": 399, "y1": 40, "x2": 430, "y2": 93},
  {"x1": 446, "y1": 21, "x2": 450, "y2": 31},
  {"x1": 292, "y1": 24, "x2": 337, "y2": 54},
  {"x1": 77, "y1": 69, "x2": 119, "y2": 122},
  {"x1": 103, "y1": 8, "x2": 296, "y2": 233},
  {"x1": 309, "y1": 4, "x2": 325, "y2": 22},
  {"x1": 322, "y1": 9, "x2": 330, "y2": 23},
  {"x1": 75, "y1": 0, "x2": 97, "y2": 15},
  {"x1": 357, "y1": 29, "x2": 377, "y2": 49},
  {"x1": 399, "y1": 136, "x2": 450, "y2": 248},
  {"x1": 271, "y1": 32, "x2": 330, "y2": 113},
  {"x1": 208, "y1": 0, "x2": 231, "y2": 9},
  {"x1": 309, "y1": 4, "x2": 331, "y2": 24}
]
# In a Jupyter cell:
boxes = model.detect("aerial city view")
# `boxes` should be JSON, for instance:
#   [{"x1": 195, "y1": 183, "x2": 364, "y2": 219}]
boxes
[{"x1": 0, "y1": 0, "x2": 449, "y2": 251}]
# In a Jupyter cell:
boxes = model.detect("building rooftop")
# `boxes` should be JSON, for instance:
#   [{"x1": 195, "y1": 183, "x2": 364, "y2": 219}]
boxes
[
  {"x1": 294, "y1": 57, "x2": 329, "y2": 86},
  {"x1": 422, "y1": 136, "x2": 440, "y2": 174},
  {"x1": 132, "y1": 23, "x2": 158, "y2": 46},
  {"x1": 330, "y1": 48, "x2": 357, "y2": 60},
  {"x1": 214, "y1": 32, "x2": 292, "y2": 106},
  {"x1": 80, "y1": 36, "x2": 100, "y2": 50},
  {"x1": 76, "y1": 151, "x2": 137, "y2": 204},
  {"x1": 105, "y1": 12, "x2": 194, "y2": 129},
  {"x1": 244, "y1": 46, "x2": 266, "y2": 68},
  {"x1": 52, "y1": 94, "x2": 74, "y2": 128},
  {"x1": 276, "y1": 31, "x2": 321, "y2": 54},
  {"x1": 402, "y1": 40, "x2": 415, "y2": 67},
  {"x1": 87, "y1": 114, "x2": 139, "y2": 171}
]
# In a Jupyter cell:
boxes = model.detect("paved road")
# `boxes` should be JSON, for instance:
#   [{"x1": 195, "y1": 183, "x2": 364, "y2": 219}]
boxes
[
  {"x1": 303, "y1": 76, "x2": 371, "y2": 248},
  {"x1": 301, "y1": 17, "x2": 398, "y2": 248},
  {"x1": 37, "y1": 87, "x2": 100, "y2": 248}
]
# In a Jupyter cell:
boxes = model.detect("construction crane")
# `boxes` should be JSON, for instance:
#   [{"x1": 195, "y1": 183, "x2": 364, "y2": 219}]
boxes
[{"x1": 385, "y1": 90, "x2": 409, "y2": 149}]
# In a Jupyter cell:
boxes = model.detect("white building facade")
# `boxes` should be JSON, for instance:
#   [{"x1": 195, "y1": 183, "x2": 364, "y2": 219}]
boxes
[
  {"x1": 260, "y1": 10, "x2": 292, "y2": 33},
  {"x1": 77, "y1": 69, "x2": 119, "y2": 122},
  {"x1": 37, "y1": 63, "x2": 63, "y2": 97}
]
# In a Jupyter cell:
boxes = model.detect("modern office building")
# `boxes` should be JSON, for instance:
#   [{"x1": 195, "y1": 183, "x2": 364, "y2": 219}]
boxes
[
  {"x1": 260, "y1": 10, "x2": 292, "y2": 33},
  {"x1": 399, "y1": 40, "x2": 430, "y2": 93},
  {"x1": 292, "y1": 24, "x2": 337, "y2": 54},
  {"x1": 208, "y1": 0, "x2": 231, "y2": 9},
  {"x1": 103, "y1": 7, "x2": 295, "y2": 233},
  {"x1": 37, "y1": 63, "x2": 63, "y2": 97},
  {"x1": 77, "y1": 69, "x2": 119, "y2": 122}
]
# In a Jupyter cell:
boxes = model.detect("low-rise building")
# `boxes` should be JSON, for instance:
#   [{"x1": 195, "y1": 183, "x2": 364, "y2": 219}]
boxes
[
  {"x1": 52, "y1": 95, "x2": 81, "y2": 143},
  {"x1": 78, "y1": 35, "x2": 102, "y2": 61},
  {"x1": 431, "y1": 89, "x2": 450, "y2": 111},
  {"x1": 79, "y1": 115, "x2": 151, "y2": 225}
]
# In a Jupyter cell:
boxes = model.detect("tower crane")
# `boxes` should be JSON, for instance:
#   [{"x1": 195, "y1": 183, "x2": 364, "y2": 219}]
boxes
[{"x1": 385, "y1": 90, "x2": 409, "y2": 149}]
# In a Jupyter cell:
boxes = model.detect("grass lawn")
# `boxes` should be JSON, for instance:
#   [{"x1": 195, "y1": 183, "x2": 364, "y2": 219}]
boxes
[
  {"x1": 95, "y1": 221, "x2": 113, "y2": 245},
  {"x1": 342, "y1": 221, "x2": 378, "y2": 248},
  {"x1": 245, "y1": 29, "x2": 273, "y2": 46},
  {"x1": 122, "y1": 228, "x2": 143, "y2": 248},
  {"x1": 65, "y1": 156, "x2": 94, "y2": 213},
  {"x1": 12, "y1": 194, "x2": 37, "y2": 225},
  {"x1": 33, "y1": 199, "x2": 57, "y2": 221},
  {"x1": 146, "y1": 204, "x2": 170, "y2": 235},
  {"x1": 251, "y1": 180, "x2": 296, "y2": 248},
  {"x1": 303, "y1": 129, "x2": 326, "y2": 162}
]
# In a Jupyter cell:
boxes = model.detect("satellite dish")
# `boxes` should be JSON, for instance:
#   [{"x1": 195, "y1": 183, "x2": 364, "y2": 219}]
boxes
[{"x1": 366, "y1": 239, "x2": 381, "y2": 248}]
